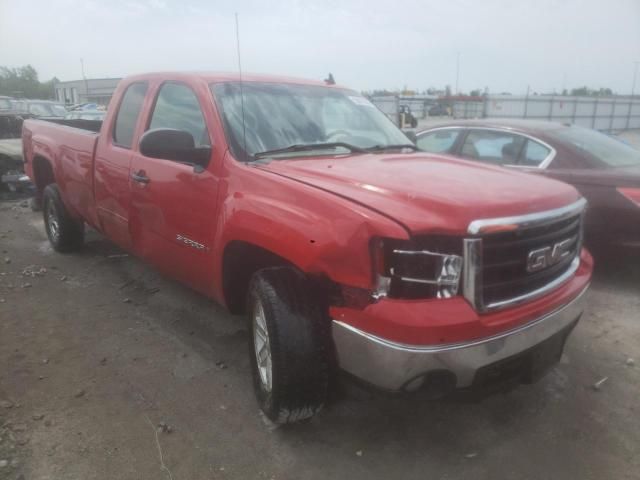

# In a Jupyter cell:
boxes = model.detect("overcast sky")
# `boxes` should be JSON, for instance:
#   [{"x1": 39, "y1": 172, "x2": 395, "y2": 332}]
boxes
[{"x1": 1, "y1": 0, "x2": 639, "y2": 94}]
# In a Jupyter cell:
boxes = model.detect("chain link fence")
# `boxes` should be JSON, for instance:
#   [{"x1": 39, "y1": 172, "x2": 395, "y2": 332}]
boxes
[{"x1": 371, "y1": 94, "x2": 640, "y2": 132}]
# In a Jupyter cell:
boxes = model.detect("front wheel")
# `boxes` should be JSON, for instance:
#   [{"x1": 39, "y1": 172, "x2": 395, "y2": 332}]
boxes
[
  {"x1": 247, "y1": 267, "x2": 330, "y2": 424},
  {"x1": 42, "y1": 184, "x2": 84, "y2": 252}
]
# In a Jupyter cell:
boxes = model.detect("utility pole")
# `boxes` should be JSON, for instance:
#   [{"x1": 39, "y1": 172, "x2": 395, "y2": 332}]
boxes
[
  {"x1": 455, "y1": 52, "x2": 460, "y2": 95},
  {"x1": 80, "y1": 58, "x2": 89, "y2": 103}
]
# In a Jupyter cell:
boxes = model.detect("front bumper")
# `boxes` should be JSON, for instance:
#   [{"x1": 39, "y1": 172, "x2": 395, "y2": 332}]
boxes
[{"x1": 332, "y1": 285, "x2": 588, "y2": 391}]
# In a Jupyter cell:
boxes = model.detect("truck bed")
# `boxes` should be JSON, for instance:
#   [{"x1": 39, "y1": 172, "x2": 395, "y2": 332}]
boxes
[
  {"x1": 45, "y1": 118, "x2": 103, "y2": 133},
  {"x1": 22, "y1": 118, "x2": 101, "y2": 227}
]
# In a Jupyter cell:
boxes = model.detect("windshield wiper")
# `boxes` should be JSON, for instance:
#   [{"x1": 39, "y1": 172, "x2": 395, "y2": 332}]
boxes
[
  {"x1": 365, "y1": 144, "x2": 418, "y2": 152},
  {"x1": 252, "y1": 142, "x2": 366, "y2": 160}
]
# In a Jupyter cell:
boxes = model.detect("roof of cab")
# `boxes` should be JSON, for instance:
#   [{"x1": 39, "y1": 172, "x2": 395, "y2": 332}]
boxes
[{"x1": 122, "y1": 71, "x2": 349, "y2": 89}]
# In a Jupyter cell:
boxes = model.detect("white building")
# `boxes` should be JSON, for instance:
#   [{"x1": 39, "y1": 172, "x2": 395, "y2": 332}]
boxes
[{"x1": 54, "y1": 78, "x2": 121, "y2": 106}]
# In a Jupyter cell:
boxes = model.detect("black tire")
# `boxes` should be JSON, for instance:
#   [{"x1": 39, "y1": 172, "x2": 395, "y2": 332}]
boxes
[
  {"x1": 247, "y1": 267, "x2": 330, "y2": 424},
  {"x1": 42, "y1": 184, "x2": 84, "y2": 252}
]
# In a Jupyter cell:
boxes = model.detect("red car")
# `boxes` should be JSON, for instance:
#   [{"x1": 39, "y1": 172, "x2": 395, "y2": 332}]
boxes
[
  {"x1": 416, "y1": 119, "x2": 640, "y2": 251},
  {"x1": 22, "y1": 73, "x2": 591, "y2": 424}
]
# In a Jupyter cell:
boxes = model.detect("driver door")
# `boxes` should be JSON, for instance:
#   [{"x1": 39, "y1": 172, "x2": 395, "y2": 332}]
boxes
[{"x1": 128, "y1": 81, "x2": 220, "y2": 293}]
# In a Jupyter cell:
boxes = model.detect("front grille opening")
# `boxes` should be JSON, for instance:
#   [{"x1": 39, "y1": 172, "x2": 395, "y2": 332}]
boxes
[{"x1": 480, "y1": 214, "x2": 581, "y2": 306}]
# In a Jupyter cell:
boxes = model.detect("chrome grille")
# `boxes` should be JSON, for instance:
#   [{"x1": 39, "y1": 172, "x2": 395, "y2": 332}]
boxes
[
  {"x1": 482, "y1": 215, "x2": 580, "y2": 306},
  {"x1": 463, "y1": 198, "x2": 586, "y2": 312}
]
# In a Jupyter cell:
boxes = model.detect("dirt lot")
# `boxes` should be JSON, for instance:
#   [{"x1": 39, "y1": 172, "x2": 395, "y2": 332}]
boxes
[{"x1": 0, "y1": 197, "x2": 639, "y2": 479}]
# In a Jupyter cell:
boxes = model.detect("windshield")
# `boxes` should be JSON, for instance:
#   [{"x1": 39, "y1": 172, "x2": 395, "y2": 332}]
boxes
[
  {"x1": 551, "y1": 126, "x2": 640, "y2": 168},
  {"x1": 211, "y1": 82, "x2": 410, "y2": 160},
  {"x1": 0, "y1": 98, "x2": 11, "y2": 110},
  {"x1": 28, "y1": 102, "x2": 68, "y2": 117}
]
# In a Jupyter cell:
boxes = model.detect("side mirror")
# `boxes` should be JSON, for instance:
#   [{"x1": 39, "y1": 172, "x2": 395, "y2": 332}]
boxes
[{"x1": 139, "y1": 128, "x2": 211, "y2": 168}]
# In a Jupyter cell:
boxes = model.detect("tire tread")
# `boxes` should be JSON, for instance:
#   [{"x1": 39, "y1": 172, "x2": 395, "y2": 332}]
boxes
[
  {"x1": 248, "y1": 267, "x2": 329, "y2": 424},
  {"x1": 42, "y1": 184, "x2": 84, "y2": 252}
]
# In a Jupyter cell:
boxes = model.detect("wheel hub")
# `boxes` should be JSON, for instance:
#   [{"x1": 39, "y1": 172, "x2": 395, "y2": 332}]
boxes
[
  {"x1": 47, "y1": 201, "x2": 60, "y2": 242},
  {"x1": 253, "y1": 300, "x2": 273, "y2": 392}
]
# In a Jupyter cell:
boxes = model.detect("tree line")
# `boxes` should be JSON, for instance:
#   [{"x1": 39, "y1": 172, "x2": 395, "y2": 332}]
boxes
[
  {"x1": 2, "y1": 65, "x2": 617, "y2": 100},
  {"x1": 0, "y1": 65, "x2": 57, "y2": 99}
]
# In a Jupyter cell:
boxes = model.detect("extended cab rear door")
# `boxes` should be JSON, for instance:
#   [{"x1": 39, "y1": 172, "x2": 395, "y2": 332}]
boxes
[
  {"x1": 128, "y1": 79, "x2": 221, "y2": 294},
  {"x1": 94, "y1": 81, "x2": 149, "y2": 249}
]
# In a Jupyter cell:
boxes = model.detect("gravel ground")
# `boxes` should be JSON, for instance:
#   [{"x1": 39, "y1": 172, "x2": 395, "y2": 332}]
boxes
[{"x1": 0, "y1": 200, "x2": 639, "y2": 480}]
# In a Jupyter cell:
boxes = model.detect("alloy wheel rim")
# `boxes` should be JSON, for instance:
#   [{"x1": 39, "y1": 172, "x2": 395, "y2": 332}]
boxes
[
  {"x1": 47, "y1": 201, "x2": 60, "y2": 242},
  {"x1": 253, "y1": 300, "x2": 273, "y2": 392}
]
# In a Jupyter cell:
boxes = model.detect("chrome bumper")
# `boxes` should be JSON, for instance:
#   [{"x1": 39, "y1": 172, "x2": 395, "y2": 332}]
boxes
[{"x1": 332, "y1": 286, "x2": 588, "y2": 391}]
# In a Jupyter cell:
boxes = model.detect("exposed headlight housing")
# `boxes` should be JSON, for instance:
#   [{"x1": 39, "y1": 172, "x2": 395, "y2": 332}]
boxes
[{"x1": 372, "y1": 237, "x2": 463, "y2": 299}]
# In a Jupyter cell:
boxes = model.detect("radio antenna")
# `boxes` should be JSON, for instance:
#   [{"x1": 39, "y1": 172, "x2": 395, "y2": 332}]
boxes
[{"x1": 235, "y1": 13, "x2": 248, "y2": 160}]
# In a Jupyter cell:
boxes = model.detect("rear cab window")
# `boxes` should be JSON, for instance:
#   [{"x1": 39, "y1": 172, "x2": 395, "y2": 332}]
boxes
[
  {"x1": 416, "y1": 129, "x2": 461, "y2": 153},
  {"x1": 113, "y1": 82, "x2": 148, "y2": 148}
]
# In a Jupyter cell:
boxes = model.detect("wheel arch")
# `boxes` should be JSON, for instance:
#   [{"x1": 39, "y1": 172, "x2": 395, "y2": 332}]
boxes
[
  {"x1": 32, "y1": 155, "x2": 56, "y2": 197},
  {"x1": 221, "y1": 240, "x2": 299, "y2": 314}
]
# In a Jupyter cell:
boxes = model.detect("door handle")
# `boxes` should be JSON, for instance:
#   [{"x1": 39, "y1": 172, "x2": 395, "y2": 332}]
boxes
[{"x1": 131, "y1": 171, "x2": 150, "y2": 184}]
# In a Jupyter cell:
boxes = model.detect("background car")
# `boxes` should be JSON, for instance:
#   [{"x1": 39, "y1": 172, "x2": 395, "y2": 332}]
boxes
[
  {"x1": 428, "y1": 103, "x2": 449, "y2": 116},
  {"x1": 64, "y1": 110, "x2": 106, "y2": 120},
  {"x1": 0, "y1": 96, "x2": 14, "y2": 111},
  {"x1": 11, "y1": 99, "x2": 68, "y2": 118},
  {"x1": 68, "y1": 102, "x2": 99, "y2": 111},
  {"x1": 416, "y1": 119, "x2": 640, "y2": 252}
]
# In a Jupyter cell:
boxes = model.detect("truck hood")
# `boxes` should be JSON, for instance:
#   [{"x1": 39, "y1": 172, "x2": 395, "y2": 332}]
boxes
[{"x1": 258, "y1": 152, "x2": 581, "y2": 235}]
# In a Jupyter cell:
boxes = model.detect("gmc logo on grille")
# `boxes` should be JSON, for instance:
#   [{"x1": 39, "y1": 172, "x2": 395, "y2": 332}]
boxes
[{"x1": 526, "y1": 238, "x2": 573, "y2": 272}]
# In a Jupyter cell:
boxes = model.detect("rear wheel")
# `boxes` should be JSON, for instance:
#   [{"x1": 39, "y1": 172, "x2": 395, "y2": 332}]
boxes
[
  {"x1": 247, "y1": 267, "x2": 330, "y2": 424},
  {"x1": 42, "y1": 184, "x2": 84, "y2": 252}
]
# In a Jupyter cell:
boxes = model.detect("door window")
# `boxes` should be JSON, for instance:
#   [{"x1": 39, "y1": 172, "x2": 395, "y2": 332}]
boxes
[
  {"x1": 148, "y1": 83, "x2": 210, "y2": 147},
  {"x1": 521, "y1": 139, "x2": 551, "y2": 167},
  {"x1": 461, "y1": 130, "x2": 526, "y2": 165},
  {"x1": 113, "y1": 82, "x2": 148, "y2": 148},
  {"x1": 416, "y1": 129, "x2": 461, "y2": 153}
]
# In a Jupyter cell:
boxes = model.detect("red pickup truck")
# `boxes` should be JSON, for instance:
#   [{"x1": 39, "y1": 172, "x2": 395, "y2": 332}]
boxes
[{"x1": 22, "y1": 72, "x2": 592, "y2": 424}]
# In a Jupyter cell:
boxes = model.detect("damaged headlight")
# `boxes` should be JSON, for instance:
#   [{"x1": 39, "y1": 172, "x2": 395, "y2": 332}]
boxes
[{"x1": 372, "y1": 237, "x2": 463, "y2": 299}]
